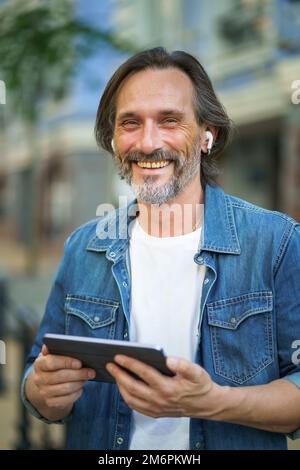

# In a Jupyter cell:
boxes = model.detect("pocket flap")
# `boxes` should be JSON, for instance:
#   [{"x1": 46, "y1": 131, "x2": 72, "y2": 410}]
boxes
[
  {"x1": 65, "y1": 295, "x2": 118, "y2": 329},
  {"x1": 207, "y1": 291, "x2": 273, "y2": 330}
]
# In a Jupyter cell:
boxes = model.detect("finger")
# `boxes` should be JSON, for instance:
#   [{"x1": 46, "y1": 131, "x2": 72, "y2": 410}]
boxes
[
  {"x1": 166, "y1": 357, "x2": 203, "y2": 383},
  {"x1": 42, "y1": 344, "x2": 49, "y2": 355},
  {"x1": 113, "y1": 355, "x2": 166, "y2": 386},
  {"x1": 43, "y1": 380, "x2": 86, "y2": 398},
  {"x1": 106, "y1": 362, "x2": 150, "y2": 397},
  {"x1": 118, "y1": 384, "x2": 152, "y2": 414},
  {"x1": 39, "y1": 354, "x2": 82, "y2": 372},
  {"x1": 45, "y1": 389, "x2": 83, "y2": 408},
  {"x1": 118, "y1": 384, "x2": 175, "y2": 418},
  {"x1": 38, "y1": 367, "x2": 96, "y2": 385}
]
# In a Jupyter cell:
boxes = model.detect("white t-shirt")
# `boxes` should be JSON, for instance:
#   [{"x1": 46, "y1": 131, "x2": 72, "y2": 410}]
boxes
[{"x1": 128, "y1": 218, "x2": 206, "y2": 450}]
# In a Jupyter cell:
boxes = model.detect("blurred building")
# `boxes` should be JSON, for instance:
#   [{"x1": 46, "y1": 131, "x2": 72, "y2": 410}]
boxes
[
  {"x1": 113, "y1": 0, "x2": 300, "y2": 220},
  {"x1": 0, "y1": 0, "x2": 300, "y2": 272},
  {"x1": 0, "y1": 0, "x2": 123, "y2": 268}
]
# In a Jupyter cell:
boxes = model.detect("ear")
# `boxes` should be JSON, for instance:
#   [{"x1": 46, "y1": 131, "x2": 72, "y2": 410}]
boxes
[
  {"x1": 201, "y1": 127, "x2": 218, "y2": 154},
  {"x1": 206, "y1": 131, "x2": 213, "y2": 152}
]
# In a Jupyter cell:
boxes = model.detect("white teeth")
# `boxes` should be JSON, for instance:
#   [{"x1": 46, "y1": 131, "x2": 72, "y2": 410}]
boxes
[{"x1": 136, "y1": 160, "x2": 170, "y2": 169}]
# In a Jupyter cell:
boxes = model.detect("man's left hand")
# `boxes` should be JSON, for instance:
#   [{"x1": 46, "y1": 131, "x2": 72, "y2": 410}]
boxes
[{"x1": 106, "y1": 355, "x2": 227, "y2": 419}]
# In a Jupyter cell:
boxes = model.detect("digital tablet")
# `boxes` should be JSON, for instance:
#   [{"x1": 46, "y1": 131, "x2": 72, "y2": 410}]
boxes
[{"x1": 43, "y1": 333, "x2": 174, "y2": 383}]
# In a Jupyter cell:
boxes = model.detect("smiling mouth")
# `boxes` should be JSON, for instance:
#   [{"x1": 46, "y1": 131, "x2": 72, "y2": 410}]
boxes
[{"x1": 135, "y1": 160, "x2": 171, "y2": 169}]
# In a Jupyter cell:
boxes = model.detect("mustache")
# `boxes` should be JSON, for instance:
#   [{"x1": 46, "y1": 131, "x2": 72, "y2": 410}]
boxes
[{"x1": 123, "y1": 149, "x2": 182, "y2": 163}]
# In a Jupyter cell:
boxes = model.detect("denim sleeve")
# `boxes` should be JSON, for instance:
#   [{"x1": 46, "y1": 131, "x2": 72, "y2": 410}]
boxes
[
  {"x1": 274, "y1": 224, "x2": 300, "y2": 440},
  {"x1": 20, "y1": 241, "x2": 72, "y2": 424}
]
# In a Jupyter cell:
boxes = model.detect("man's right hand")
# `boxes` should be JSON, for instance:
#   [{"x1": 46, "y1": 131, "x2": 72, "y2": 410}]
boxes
[{"x1": 25, "y1": 344, "x2": 96, "y2": 421}]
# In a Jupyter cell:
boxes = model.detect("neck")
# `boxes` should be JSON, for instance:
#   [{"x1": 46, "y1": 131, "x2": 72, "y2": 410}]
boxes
[{"x1": 137, "y1": 175, "x2": 204, "y2": 237}]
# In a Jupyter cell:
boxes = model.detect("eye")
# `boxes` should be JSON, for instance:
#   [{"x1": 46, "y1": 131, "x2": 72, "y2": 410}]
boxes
[
  {"x1": 161, "y1": 118, "x2": 179, "y2": 126},
  {"x1": 122, "y1": 120, "x2": 139, "y2": 129}
]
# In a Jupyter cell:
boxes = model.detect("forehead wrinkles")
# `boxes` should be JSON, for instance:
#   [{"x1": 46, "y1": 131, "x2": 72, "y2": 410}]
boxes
[{"x1": 115, "y1": 68, "x2": 195, "y2": 116}]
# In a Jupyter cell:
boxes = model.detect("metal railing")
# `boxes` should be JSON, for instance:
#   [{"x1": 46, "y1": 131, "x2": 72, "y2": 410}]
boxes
[{"x1": 0, "y1": 275, "x2": 64, "y2": 449}]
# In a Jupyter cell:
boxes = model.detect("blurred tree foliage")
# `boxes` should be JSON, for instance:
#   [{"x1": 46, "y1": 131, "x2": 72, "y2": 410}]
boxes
[
  {"x1": 0, "y1": 0, "x2": 137, "y2": 273},
  {"x1": 0, "y1": 0, "x2": 136, "y2": 123}
]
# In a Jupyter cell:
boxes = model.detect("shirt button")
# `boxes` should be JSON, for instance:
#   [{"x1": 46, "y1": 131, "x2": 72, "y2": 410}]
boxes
[
  {"x1": 230, "y1": 317, "x2": 237, "y2": 325},
  {"x1": 110, "y1": 251, "x2": 116, "y2": 258},
  {"x1": 116, "y1": 437, "x2": 124, "y2": 445},
  {"x1": 195, "y1": 441, "x2": 203, "y2": 449},
  {"x1": 94, "y1": 316, "x2": 100, "y2": 322},
  {"x1": 204, "y1": 278, "x2": 209, "y2": 285},
  {"x1": 198, "y1": 257, "x2": 204, "y2": 264},
  {"x1": 123, "y1": 331, "x2": 128, "y2": 339},
  {"x1": 122, "y1": 281, "x2": 127, "y2": 288}
]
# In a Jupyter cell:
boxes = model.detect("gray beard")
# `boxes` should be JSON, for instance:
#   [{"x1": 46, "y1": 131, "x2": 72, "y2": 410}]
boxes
[{"x1": 115, "y1": 142, "x2": 202, "y2": 204}]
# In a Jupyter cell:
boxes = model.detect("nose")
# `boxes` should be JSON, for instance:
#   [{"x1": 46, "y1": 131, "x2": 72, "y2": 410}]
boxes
[{"x1": 135, "y1": 121, "x2": 163, "y2": 155}]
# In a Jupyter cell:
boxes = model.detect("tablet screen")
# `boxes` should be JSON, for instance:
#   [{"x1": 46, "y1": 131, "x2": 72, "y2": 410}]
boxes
[{"x1": 43, "y1": 333, "x2": 175, "y2": 383}]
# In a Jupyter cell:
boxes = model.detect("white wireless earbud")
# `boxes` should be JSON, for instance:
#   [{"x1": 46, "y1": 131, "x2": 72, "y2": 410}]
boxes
[
  {"x1": 111, "y1": 139, "x2": 115, "y2": 153},
  {"x1": 205, "y1": 131, "x2": 213, "y2": 155}
]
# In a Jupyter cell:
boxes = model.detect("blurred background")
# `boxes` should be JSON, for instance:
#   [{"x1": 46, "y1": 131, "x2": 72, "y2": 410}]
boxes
[{"x1": 0, "y1": 0, "x2": 299, "y2": 450}]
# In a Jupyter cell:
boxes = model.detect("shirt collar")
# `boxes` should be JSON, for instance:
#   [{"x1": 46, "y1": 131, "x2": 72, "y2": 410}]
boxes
[
  {"x1": 201, "y1": 184, "x2": 240, "y2": 254},
  {"x1": 86, "y1": 184, "x2": 241, "y2": 256}
]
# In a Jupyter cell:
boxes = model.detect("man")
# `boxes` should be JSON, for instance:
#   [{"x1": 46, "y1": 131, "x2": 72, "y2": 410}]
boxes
[{"x1": 22, "y1": 47, "x2": 300, "y2": 450}]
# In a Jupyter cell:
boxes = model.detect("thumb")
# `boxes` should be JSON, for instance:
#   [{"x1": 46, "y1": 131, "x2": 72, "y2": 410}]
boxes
[
  {"x1": 167, "y1": 356, "x2": 203, "y2": 382},
  {"x1": 41, "y1": 344, "x2": 49, "y2": 356}
]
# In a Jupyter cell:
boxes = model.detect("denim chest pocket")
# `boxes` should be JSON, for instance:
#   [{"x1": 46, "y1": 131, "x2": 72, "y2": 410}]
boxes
[
  {"x1": 65, "y1": 295, "x2": 119, "y2": 339},
  {"x1": 207, "y1": 291, "x2": 274, "y2": 385}
]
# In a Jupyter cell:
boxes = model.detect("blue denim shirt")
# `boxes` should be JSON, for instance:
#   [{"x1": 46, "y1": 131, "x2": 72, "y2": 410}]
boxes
[{"x1": 21, "y1": 184, "x2": 300, "y2": 449}]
